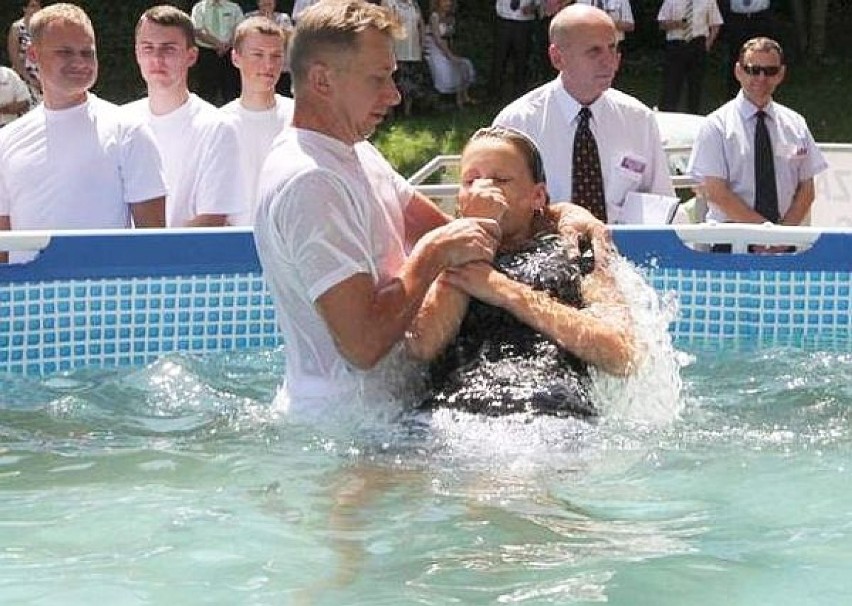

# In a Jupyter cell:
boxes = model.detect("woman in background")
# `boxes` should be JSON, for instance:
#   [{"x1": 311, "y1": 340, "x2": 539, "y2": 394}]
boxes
[
  {"x1": 5, "y1": 0, "x2": 41, "y2": 105},
  {"x1": 424, "y1": 0, "x2": 476, "y2": 108},
  {"x1": 382, "y1": 0, "x2": 433, "y2": 116}
]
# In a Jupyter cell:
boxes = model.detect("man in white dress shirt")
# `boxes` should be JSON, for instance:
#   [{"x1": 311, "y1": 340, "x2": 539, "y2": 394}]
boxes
[
  {"x1": 127, "y1": 4, "x2": 245, "y2": 228},
  {"x1": 253, "y1": 0, "x2": 501, "y2": 418},
  {"x1": 493, "y1": 4, "x2": 673, "y2": 224},
  {"x1": 688, "y1": 37, "x2": 826, "y2": 232}
]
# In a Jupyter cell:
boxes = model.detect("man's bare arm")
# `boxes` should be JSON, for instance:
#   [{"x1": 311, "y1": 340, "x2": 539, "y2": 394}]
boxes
[{"x1": 130, "y1": 197, "x2": 166, "y2": 228}]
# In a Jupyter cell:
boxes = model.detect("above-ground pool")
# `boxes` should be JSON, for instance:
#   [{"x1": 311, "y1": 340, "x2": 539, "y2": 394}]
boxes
[{"x1": 0, "y1": 227, "x2": 850, "y2": 605}]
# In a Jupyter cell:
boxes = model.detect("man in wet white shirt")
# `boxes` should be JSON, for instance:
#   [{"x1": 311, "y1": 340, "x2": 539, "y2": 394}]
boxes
[
  {"x1": 126, "y1": 4, "x2": 245, "y2": 228},
  {"x1": 0, "y1": 3, "x2": 166, "y2": 263},
  {"x1": 221, "y1": 16, "x2": 293, "y2": 226},
  {"x1": 493, "y1": 4, "x2": 673, "y2": 224},
  {"x1": 253, "y1": 1, "x2": 501, "y2": 419},
  {"x1": 688, "y1": 37, "x2": 826, "y2": 232}
]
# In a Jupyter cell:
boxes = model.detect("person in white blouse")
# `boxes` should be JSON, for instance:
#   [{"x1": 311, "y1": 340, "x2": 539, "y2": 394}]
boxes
[
  {"x1": 657, "y1": 0, "x2": 723, "y2": 114},
  {"x1": 493, "y1": 4, "x2": 673, "y2": 224}
]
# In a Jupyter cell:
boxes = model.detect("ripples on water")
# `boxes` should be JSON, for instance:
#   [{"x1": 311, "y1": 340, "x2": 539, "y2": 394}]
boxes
[{"x1": 1, "y1": 262, "x2": 851, "y2": 605}]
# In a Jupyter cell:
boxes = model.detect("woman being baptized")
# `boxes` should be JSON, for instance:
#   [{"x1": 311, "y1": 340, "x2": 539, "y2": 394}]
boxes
[{"x1": 406, "y1": 126, "x2": 636, "y2": 418}]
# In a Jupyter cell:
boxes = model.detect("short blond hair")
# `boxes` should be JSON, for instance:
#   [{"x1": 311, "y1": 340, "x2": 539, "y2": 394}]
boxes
[
  {"x1": 289, "y1": 0, "x2": 402, "y2": 91},
  {"x1": 29, "y1": 3, "x2": 94, "y2": 44},
  {"x1": 233, "y1": 15, "x2": 290, "y2": 52}
]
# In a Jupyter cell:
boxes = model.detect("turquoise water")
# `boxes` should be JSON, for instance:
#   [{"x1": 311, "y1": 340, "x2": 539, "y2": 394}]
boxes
[{"x1": 1, "y1": 342, "x2": 850, "y2": 605}]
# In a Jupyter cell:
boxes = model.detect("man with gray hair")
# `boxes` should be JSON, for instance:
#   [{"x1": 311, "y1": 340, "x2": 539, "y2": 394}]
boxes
[
  {"x1": 253, "y1": 0, "x2": 501, "y2": 418},
  {"x1": 493, "y1": 4, "x2": 673, "y2": 224}
]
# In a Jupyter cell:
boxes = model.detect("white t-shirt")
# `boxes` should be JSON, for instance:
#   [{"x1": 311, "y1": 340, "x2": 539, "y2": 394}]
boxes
[
  {"x1": 687, "y1": 92, "x2": 827, "y2": 223},
  {"x1": 0, "y1": 93, "x2": 166, "y2": 231},
  {"x1": 220, "y1": 95, "x2": 293, "y2": 225},
  {"x1": 493, "y1": 79, "x2": 674, "y2": 222},
  {"x1": 0, "y1": 66, "x2": 30, "y2": 126},
  {"x1": 254, "y1": 128, "x2": 416, "y2": 410},
  {"x1": 124, "y1": 94, "x2": 245, "y2": 227}
]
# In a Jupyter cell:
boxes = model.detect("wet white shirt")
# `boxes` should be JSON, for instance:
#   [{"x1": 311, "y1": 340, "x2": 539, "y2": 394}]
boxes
[{"x1": 254, "y1": 128, "x2": 416, "y2": 408}]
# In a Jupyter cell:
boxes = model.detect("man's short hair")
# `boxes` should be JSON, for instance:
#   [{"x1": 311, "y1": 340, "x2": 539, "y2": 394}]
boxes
[
  {"x1": 289, "y1": 0, "x2": 402, "y2": 91},
  {"x1": 136, "y1": 4, "x2": 196, "y2": 48},
  {"x1": 233, "y1": 15, "x2": 290, "y2": 52},
  {"x1": 739, "y1": 37, "x2": 785, "y2": 64},
  {"x1": 29, "y1": 3, "x2": 94, "y2": 44}
]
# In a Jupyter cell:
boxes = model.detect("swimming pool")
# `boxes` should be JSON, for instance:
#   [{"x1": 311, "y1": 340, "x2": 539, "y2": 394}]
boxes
[{"x1": 1, "y1": 227, "x2": 851, "y2": 604}]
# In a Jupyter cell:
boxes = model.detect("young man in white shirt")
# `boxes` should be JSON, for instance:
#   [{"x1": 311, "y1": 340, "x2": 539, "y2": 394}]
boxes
[
  {"x1": 0, "y1": 3, "x2": 166, "y2": 263},
  {"x1": 221, "y1": 16, "x2": 294, "y2": 226},
  {"x1": 126, "y1": 4, "x2": 245, "y2": 228}
]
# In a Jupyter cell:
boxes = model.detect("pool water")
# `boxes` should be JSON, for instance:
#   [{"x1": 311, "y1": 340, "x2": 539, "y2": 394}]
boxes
[
  {"x1": 1, "y1": 344, "x2": 850, "y2": 605},
  {"x1": 1, "y1": 255, "x2": 851, "y2": 606}
]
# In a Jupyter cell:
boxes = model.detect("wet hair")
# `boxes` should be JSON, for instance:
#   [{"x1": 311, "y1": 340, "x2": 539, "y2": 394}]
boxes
[
  {"x1": 289, "y1": 0, "x2": 402, "y2": 92},
  {"x1": 136, "y1": 5, "x2": 196, "y2": 48},
  {"x1": 29, "y1": 3, "x2": 94, "y2": 44},
  {"x1": 738, "y1": 37, "x2": 784, "y2": 64},
  {"x1": 466, "y1": 126, "x2": 548, "y2": 187},
  {"x1": 233, "y1": 15, "x2": 289, "y2": 52}
]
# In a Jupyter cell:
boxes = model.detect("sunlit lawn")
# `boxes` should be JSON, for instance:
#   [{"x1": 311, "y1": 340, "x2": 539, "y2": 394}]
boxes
[{"x1": 373, "y1": 51, "x2": 852, "y2": 178}]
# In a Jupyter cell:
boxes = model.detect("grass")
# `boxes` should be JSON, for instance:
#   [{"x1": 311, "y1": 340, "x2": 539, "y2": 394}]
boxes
[{"x1": 373, "y1": 51, "x2": 852, "y2": 178}]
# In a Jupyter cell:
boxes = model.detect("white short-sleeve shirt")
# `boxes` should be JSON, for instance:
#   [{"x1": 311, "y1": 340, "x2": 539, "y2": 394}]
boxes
[
  {"x1": 254, "y1": 129, "x2": 416, "y2": 406},
  {"x1": 0, "y1": 66, "x2": 31, "y2": 126},
  {"x1": 124, "y1": 94, "x2": 246, "y2": 227},
  {"x1": 0, "y1": 93, "x2": 166, "y2": 231},
  {"x1": 687, "y1": 92, "x2": 828, "y2": 223},
  {"x1": 493, "y1": 79, "x2": 674, "y2": 222},
  {"x1": 220, "y1": 95, "x2": 293, "y2": 225},
  {"x1": 657, "y1": 0, "x2": 723, "y2": 41}
]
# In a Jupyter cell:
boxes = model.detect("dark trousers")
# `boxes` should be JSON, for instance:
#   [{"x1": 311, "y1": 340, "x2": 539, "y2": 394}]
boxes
[
  {"x1": 192, "y1": 46, "x2": 240, "y2": 106},
  {"x1": 659, "y1": 37, "x2": 708, "y2": 115},
  {"x1": 724, "y1": 9, "x2": 774, "y2": 97},
  {"x1": 489, "y1": 17, "x2": 535, "y2": 99}
]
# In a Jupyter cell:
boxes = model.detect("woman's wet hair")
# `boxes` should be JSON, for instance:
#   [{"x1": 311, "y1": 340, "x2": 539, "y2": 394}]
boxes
[{"x1": 466, "y1": 126, "x2": 547, "y2": 187}]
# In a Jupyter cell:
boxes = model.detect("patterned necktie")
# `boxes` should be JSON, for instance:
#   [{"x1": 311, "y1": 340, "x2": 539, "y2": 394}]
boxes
[
  {"x1": 754, "y1": 110, "x2": 779, "y2": 223},
  {"x1": 683, "y1": 0, "x2": 694, "y2": 41},
  {"x1": 572, "y1": 107, "x2": 608, "y2": 222}
]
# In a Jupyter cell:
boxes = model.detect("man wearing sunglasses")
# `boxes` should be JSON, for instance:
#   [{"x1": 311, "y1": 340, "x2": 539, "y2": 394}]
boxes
[{"x1": 687, "y1": 37, "x2": 827, "y2": 239}]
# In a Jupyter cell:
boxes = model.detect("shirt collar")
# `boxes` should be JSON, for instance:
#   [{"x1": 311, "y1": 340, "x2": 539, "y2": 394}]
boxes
[
  {"x1": 553, "y1": 78, "x2": 608, "y2": 124},
  {"x1": 735, "y1": 90, "x2": 776, "y2": 121}
]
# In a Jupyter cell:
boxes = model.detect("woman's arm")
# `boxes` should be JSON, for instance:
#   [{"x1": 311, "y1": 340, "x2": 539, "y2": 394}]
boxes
[{"x1": 443, "y1": 261, "x2": 635, "y2": 376}]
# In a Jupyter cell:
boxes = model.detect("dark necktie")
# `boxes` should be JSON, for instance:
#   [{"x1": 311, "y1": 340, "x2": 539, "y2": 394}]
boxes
[
  {"x1": 754, "y1": 110, "x2": 779, "y2": 223},
  {"x1": 572, "y1": 107, "x2": 608, "y2": 222}
]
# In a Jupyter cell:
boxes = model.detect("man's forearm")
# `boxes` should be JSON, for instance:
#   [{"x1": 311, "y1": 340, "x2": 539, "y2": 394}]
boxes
[{"x1": 781, "y1": 179, "x2": 815, "y2": 226}]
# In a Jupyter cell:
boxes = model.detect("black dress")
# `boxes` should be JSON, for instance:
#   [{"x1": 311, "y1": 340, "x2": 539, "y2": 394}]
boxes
[{"x1": 421, "y1": 234, "x2": 598, "y2": 419}]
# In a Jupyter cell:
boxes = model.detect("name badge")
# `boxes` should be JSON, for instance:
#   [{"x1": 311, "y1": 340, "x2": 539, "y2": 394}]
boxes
[{"x1": 620, "y1": 155, "x2": 646, "y2": 174}]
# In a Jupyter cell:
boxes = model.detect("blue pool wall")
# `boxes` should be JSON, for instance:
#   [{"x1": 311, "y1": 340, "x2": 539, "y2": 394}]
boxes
[{"x1": 1, "y1": 228, "x2": 851, "y2": 375}]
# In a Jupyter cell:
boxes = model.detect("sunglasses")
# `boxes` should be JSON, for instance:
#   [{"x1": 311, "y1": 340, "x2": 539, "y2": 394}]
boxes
[{"x1": 741, "y1": 64, "x2": 782, "y2": 77}]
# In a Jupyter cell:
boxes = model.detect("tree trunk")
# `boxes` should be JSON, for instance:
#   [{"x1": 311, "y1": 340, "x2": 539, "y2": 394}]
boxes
[
  {"x1": 789, "y1": 0, "x2": 809, "y2": 56},
  {"x1": 809, "y1": 0, "x2": 830, "y2": 58}
]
